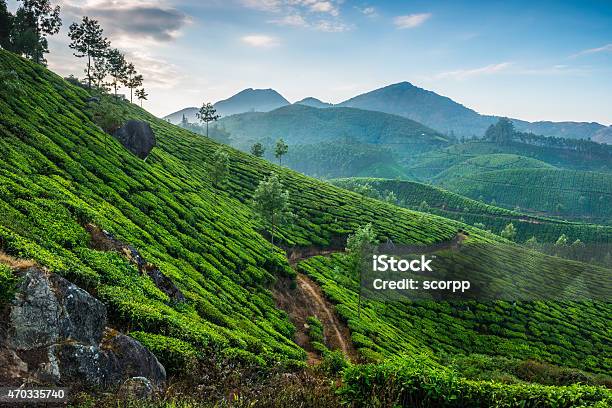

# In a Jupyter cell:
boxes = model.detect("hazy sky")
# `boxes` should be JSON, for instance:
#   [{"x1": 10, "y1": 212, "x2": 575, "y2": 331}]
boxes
[{"x1": 8, "y1": 0, "x2": 612, "y2": 124}]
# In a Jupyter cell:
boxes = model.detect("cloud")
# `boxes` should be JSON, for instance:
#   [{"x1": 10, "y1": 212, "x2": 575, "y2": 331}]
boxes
[
  {"x1": 571, "y1": 43, "x2": 612, "y2": 58},
  {"x1": 436, "y1": 62, "x2": 512, "y2": 80},
  {"x1": 241, "y1": 34, "x2": 280, "y2": 47},
  {"x1": 394, "y1": 13, "x2": 431, "y2": 29},
  {"x1": 59, "y1": 0, "x2": 190, "y2": 43},
  {"x1": 244, "y1": 0, "x2": 347, "y2": 32},
  {"x1": 358, "y1": 6, "x2": 377, "y2": 17},
  {"x1": 270, "y1": 14, "x2": 309, "y2": 27}
]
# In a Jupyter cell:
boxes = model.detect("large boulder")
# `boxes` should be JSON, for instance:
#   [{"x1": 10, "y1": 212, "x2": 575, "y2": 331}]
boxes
[
  {"x1": 112, "y1": 120, "x2": 156, "y2": 159},
  {"x1": 0, "y1": 267, "x2": 166, "y2": 390}
]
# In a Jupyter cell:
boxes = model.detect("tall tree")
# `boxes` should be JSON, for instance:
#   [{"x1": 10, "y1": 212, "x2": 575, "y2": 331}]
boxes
[
  {"x1": 107, "y1": 48, "x2": 127, "y2": 96},
  {"x1": 196, "y1": 102, "x2": 220, "y2": 138},
  {"x1": 274, "y1": 138, "x2": 288, "y2": 165},
  {"x1": 484, "y1": 117, "x2": 515, "y2": 145},
  {"x1": 136, "y1": 88, "x2": 148, "y2": 108},
  {"x1": 0, "y1": 0, "x2": 13, "y2": 50},
  {"x1": 122, "y1": 63, "x2": 143, "y2": 103},
  {"x1": 345, "y1": 224, "x2": 377, "y2": 318},
  {"x1": 252, "y1": 173, "x2": 293, "y2": 248},
  {"x1": 209, "y1": 148, "x2": 230, "y2": 187},
  {"x1": 68, "y1": 16, "x2": 109, "y2": 88},
  {"x1": 251, "y1": 142, "x2": 265, "y2": 157},
  {"x1": 12, "y1": 0, "x2": 62, "y2": 64},
  {"x1": 500, "y1": 222, "x2": 517, "y2": 241},
  {"x1": 91, "y1": 55, "x2": 110, "y2": 90}
]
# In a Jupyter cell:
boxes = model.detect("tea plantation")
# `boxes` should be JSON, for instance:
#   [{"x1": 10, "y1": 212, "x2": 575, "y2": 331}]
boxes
[{"x1": 0, "y1": 50, "x2": 610, "y2": 406}]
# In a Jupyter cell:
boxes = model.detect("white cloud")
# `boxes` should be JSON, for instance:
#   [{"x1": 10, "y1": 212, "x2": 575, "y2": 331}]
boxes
[
  {"x1": 436, "y1": 62, "x2": 512, "y2": 80},
  {"x1": 358, "y1": 6, "x2": 377, "y2": 17},
  {"x1": 309, "y1": 1, "x2": 339, "y2": 16},
  {"x1": 240, "y1": 0, "x2": 282, "y2": 12},
  {"x1": 571, "y1": 43, "x2": 612, "y2": 58},
  {"x1": 241, "y1": 35, "x2": 280, "y2": 47},
  {"x1": 312, "y1": 20, "x2": 350, "y2": 32},
  {"x1": 270, "y1": 14, "x2": 309, "y2": 27},
  {"x1": 394, "y1": 13, "x2": 431, "y2": 29}
]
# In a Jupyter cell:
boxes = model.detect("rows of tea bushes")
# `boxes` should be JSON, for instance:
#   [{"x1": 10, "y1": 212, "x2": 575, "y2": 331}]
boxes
[
  {"x1": 339, "y1": 359, "x2": 611, "y2": 407},
  {"x1": 437, "y1": 168, "x2": 612, "y2": 223},
  {"x1": 0, "y1": 49, "x2": 609, "y2": 393},
  {"x1": 330, "y1": 178, "x2": 612, "y2": 244},
  {"x1": 432, "y1": 153, "x2": 555, "y2": 180},
  {"x1": 0, "y1": 49, "x2": 463, "y2": 372},
  {"x1": 298, "y1": 253, "x2": 610, "y2": 374}
]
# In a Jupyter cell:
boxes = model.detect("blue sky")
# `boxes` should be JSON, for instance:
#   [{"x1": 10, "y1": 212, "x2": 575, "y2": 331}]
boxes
[{"x1": 9, "y1": 0, "x2": 612, "y2": 124}]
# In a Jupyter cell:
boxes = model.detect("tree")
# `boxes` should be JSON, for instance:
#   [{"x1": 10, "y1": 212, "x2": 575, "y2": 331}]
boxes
[
  {"x1": 484, "y1": 117, "x2": 515, "y2": 145},
  {"x1": 0, "y1": 0, "x2": 13, "y2": 50},
  {"x1": 122, "y1": 63, "x2": 143, "y2": 103},
  {"x1": 524, "y1": 236, "x2": 539, "y2": 250},
  {"x1": 251, "y1": 142, "x2": 265, "y2": 157},
  {"x1": 345, "y1": 223, "x2": 377, "y2": 318},
  {"x1": 11, "y1": 0, "x2": 61, "y2": 64},
  {"x1": 107, "y1": 48, "x2": 127, "y2": 96},
  {"x1": 136, "y1": 88, "x2": 148, "y2": 108},
  {"x1": 252, "y1": 173, "x2": 293, "y2": 248},
  {"x1": 91, "y1": 55, "x2": 110, "y2": 90},
  {"x1": 209, "y1": 148, "x2": 230, "y2": 187},
  {"x1": 500, "y1": 222, "x2": 517, "y2": 241},
  {"x1": 196, "y1": 102, "x2": 220, "y2": 138},
  {"x1": 275, "y1": 138, "x2": 288, "y2": 165},
  {"x1": 68, "y1": 16, "x2": 109, "y2": 88}
]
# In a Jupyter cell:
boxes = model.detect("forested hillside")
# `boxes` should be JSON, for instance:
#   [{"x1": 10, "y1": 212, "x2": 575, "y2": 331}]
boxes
[{"x1": 1, "y1": 50, "x2": 610, "y2": 406}]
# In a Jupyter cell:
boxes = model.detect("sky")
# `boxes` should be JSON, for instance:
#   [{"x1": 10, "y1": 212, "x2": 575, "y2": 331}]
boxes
[{"x1": 7, "y1": 0, "x2": 612, "y2": 124}]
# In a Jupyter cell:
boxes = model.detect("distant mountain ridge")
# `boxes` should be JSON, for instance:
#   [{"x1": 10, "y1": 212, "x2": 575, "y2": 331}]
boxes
[
  {"x1": 163, "y1": 88, "x2": 289, "y2": 124},
  {"x1": 164, "y1": 82, "x2": 610, "y2": 143}
]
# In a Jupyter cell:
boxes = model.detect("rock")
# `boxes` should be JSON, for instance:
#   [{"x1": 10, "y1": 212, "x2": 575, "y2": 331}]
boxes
[
  {"x1": 118, "y1": 377, "x2": 155, "y2": 400},
  {"x1": 86, "y1": 96, "x2": 101, "y2": 103},
  {"x1": 102, "y1": 330, "x2": 166, "y2": 385},
  {"x1": 112, "y1": 120, "x2": 156, "y2": 159},
  {"x1": 147, "y1": 269, "x2": 186, "y2": 303},
  {"x1": 0, "y1": 267, "x2": 166, "y2": 389}
]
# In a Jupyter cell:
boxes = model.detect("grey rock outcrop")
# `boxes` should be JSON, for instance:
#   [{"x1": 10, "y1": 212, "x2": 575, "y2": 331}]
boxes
[
  {"x1": 0, "y1": 267, "x2": 166, "y2": 390},
  {"x1": 112, "y1": 120, "x2": 156, "y2": 159}
]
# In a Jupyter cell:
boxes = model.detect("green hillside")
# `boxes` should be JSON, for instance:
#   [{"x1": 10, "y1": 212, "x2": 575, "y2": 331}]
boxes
[
  {"x1": 432, "y1": 154, "x2": 556, "y2": 180},
  {"x1": 437, "y1": 168, "x2": 612, "y2": 223},
  {"x1": 330, "y1": 178, "x2": 612, "y2": 245},
  {"x1": 407, "y1": 140, "x2": 612, "y2": 180},
  {"x1": 217, "y1": 104, "x2": 449, "y2": 154},
  {"x1": 1, "y1": 50, "x2": 610, "y2": 405}
]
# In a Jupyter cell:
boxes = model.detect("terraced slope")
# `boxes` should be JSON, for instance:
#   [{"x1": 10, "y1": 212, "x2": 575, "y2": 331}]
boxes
[
  {"x1": 0, "y1": 50, "x2": 610, "y2": 391},
  {"x1": 437, "y1": 168, "x2": 612, "y2": 224},
  {"x1": 407, "y1": 140, "x2": 612, "y2": 180},
  {"x1": 331, "y1": 178, "x2": 612, "y2": 244},
  {"x1": 432, "y1": 154, "x2": 556, "y2": 180}
]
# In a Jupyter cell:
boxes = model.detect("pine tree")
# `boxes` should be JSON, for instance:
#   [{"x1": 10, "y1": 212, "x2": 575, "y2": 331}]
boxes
[
  {"x1": 107, "y1": 48, "x2": 127, "y2": 96},
  {"x1": 122, "y1": 63, "x2": 143, "y2": 103},
  {"x1": 196, "y1": 102, "x2": 220, "y2": 138},
  {"x1": 68, "y1": 17, "x2": 109, "y2": 88},
  {"x1": 136, "y1": 88, "x2": 148, "y2": 108}
]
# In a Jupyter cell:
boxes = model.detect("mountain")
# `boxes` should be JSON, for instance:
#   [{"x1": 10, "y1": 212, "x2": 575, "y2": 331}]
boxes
[
  {"x1": 1, "y1": 50, "x2": 610, "y2": 405},
  {"x1": 593, "y1": 126, "x2": 612, "y2": 144},
  {"x1": 294, "y1": 97, "x2": 333, "y2": 108},
  {"x1": 337, "y1": 82, "x2": 609, "y2": 141},
  {"x1": 163, "y1": 88, "x2": 290, "y2": 124},
  {"x1": 217, "y1": 104, "x2": 449, "y2": 154}
]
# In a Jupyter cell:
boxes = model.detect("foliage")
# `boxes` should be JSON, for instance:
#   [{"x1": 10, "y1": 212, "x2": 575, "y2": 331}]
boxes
[
  {"x1": 68, "y1": 16, "x2": 109, "y2": 88},
  {"x1": 250, "y1": 142, "x2": 265, "y2": 157},
  {"x1": 251, "y1": 172, "x2": 293, "y2": 247},
  {"x1": 196, "y1": 102, "x2": 221, "y2": 137},
  {"x1": 500, "y1": 223, "x2": 517, "y2": 241},
  {"x1": 89, "y1": 96, "x2": 125, "y2": 134},
  {"x1": 274, "y1": 138, "x2": 288, "y2": 165},
  {"x1": 0, "y1": 263, "x2": 17, "y2": 305},
  {"x1": 208, "y1": 148, "x2": 230, "y2": 187},
  {"x1": 107, "y1": 48, "x2": 127, "y2": 96},
  {"x1": 339, "y1": 358, "x2": 611, "y2": 407}
]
